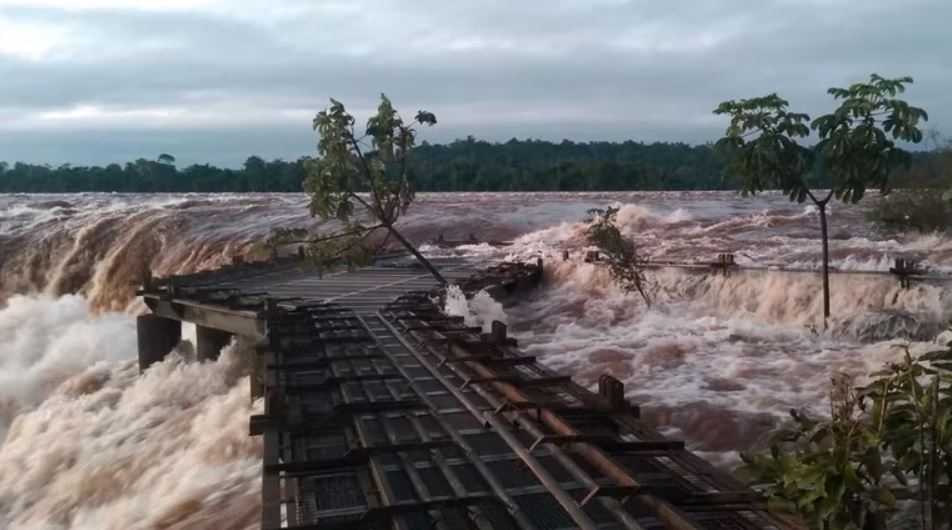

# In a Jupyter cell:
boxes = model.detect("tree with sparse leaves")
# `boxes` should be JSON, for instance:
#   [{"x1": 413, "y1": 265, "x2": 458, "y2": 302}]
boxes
[
  {"x1": 268, "y1": 94, "x2": 444, "y2": 282},
  {"x1": 714, "y1": 74, "x2": 928, "y2": 322},
  {"x1": 586, "y1": 207, "x2": 650, "y2": 304}
]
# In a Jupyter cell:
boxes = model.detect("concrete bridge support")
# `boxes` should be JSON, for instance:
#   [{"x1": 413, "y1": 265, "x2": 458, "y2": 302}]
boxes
[
  {"x1": 196, "y1": 325, "x2": 232, "y2": 362},
  {"x1": 137, "y1": 314, "x2": 182, "y2": 372}
]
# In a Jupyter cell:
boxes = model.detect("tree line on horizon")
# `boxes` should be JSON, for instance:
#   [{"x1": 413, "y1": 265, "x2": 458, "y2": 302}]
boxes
[
  {"x1": 0, "y1": 135, "x2": 942, "y2": 194},
  {"x1": 0, "y1": 137, "x2": 749, "y2": 193}
]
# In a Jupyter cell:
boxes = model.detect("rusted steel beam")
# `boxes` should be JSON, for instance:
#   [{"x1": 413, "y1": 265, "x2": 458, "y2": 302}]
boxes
[
  {"x1": 404, "y1": 415, "x2": 496, "y2": 530},
  {"x1": 353, "y1": 314, "x2": 537, "y2": 530},
  {"x1": 376, "y1": 315, "x2": 602, "y2": 530},
  {"x1": 457, "y1": 348, "x2": 702, "y2": 529}
]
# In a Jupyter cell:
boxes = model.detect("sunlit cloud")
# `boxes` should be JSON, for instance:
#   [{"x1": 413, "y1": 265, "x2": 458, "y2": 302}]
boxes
[{"x1": 0, "y1": 18, "x2": 70, "y2": 60}]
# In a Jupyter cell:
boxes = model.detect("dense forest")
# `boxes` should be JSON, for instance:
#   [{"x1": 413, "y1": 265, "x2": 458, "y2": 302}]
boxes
[
  {"x1": 0, "y1": 136, "x2": 938, "y2": 193},
  {"x1": 0, "y1": 138, "x2": 727, "y2": 192}
]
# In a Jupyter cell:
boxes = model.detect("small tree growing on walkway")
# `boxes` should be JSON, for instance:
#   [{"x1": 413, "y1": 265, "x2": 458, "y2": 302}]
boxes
[
  {"x1": 268, "y1": 94, "x2": 445, "y2": 283},
  {"x1": 586, "y1": 207, "x2": 651, "y2": 304},
  {"x1": 714, "y1": 74, "x2": 927, "y2": 321}
]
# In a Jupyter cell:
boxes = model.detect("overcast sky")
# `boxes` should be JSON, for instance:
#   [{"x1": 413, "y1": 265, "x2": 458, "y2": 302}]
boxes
[{"x1": 0, "y1": 0, "x2": 949, "y2": 167}]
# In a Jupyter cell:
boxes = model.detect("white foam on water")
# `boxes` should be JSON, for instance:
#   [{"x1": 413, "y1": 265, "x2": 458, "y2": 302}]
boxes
[
  {"x1": 506, "y1": 258, "x2": 950, "y2": 456},
  {"x1": 1, "y1": 191, "x2": 951, "y2": 514},
  {"x1": 443, "y1": 284, "x2": 509, "y2": 333},
  {"x1": 0, "y1": 294, "x2": 260, "y2": 529},
  {"x1": 0, "y1": 294, "x2": 135, "y2": 439}
]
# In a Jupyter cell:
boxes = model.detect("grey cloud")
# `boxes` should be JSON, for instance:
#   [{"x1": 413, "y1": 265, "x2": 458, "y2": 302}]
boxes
[{"x1": 0, "y1": 0, "x2": 949, "y2": 166}]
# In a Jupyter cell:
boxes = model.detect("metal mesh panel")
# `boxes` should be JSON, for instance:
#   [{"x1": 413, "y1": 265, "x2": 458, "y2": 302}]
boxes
[
  {"x1": 514, "y1": 493, "x2": 575, "y2": 530},
  {"x1": 487, "y1": 459, "x2": 541, "y2": 489},
  {"x1": 309, "y1": 473, "x2": 367, "y2": 513},
  {"x1": 385, "y1": 469, "x2": 418, "y2": 502},
  {"x1": 451, "y1": 464, "x2": 489, "y2": 493},
  {"x1": 419, "y1": 467, "x2": 453, "y2": 497},
  {"x1": 537, "y1": 455, "x2": 575, "y2": 483},
  {"x1": 465, "y1": 432, "x2": 511, "y2": 457}
]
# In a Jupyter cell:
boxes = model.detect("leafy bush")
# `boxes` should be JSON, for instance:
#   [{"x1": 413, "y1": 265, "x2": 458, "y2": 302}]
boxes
[{"x1": 742, "y1": 333, "x2": 952, "y2": 529}]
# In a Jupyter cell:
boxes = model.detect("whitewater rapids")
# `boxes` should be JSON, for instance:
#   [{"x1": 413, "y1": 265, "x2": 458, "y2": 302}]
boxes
[{"x1": 1, "y1": 191, "x2": 951, "y2": 527}]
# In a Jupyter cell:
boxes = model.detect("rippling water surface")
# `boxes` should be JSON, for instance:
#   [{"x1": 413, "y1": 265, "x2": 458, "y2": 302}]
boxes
[{"x1": 1, "y1": 191, "x2": 950, "y2": 528}]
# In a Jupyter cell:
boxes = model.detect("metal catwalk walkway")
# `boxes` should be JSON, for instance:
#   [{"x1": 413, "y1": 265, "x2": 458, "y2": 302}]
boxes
[{"x1": 137, "y1": 255, "x2": 787, "y2": 530}]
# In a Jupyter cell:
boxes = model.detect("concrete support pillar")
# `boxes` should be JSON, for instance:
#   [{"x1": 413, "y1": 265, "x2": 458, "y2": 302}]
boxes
[
  {"x1": 196, "y1": 325, "x2": 232, "y2": 362},
  {"x1": 137, "y1": 314, "x2": 182, "y2": 373}
]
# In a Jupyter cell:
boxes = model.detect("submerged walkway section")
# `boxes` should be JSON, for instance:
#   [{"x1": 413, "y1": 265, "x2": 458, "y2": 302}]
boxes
[{"x1": 137, "y1": 255, "x2": 787, "y2": 530}]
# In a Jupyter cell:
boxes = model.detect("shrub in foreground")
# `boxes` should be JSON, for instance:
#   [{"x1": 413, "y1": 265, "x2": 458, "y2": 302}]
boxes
[{"x1": 742, "y1": 332, "x2": 952, "y2": 529}]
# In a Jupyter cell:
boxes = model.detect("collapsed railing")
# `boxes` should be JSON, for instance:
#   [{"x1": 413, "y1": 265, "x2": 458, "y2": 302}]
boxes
[
  {"x1": 573, "y1": 250, "x2": 947, "y2": 288},
  {"x1": 380, "y1": 292, "x2": 779, "y2": 530}
]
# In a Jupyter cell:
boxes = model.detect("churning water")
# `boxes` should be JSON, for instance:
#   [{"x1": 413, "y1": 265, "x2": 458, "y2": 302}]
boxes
[{"x1": 1, "y1": 191, "x2": 950, "y2": 527}]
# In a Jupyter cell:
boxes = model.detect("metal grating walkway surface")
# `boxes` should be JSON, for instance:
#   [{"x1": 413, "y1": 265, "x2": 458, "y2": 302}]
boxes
[{"x1": 138, "y1": 255, "x2": 788, "y2": 530}]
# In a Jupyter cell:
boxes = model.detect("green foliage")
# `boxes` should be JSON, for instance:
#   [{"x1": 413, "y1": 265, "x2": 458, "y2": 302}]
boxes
[
  {"x1": 814, "y1": 75, "x2": 926, "y2": 203},
  {"x1": 714, "y1": 74, "x2": 927, "y2": 204},
  {"x1": 305, "y1": 94, "x2": 429, "y2": 226},
  {"x1": 259, "y1": 225, "x2": 385, "y2": 275},
  {"x1": 0, "y1": 140, "x2": 730, "y2": 193},
  {"x1": 864, "y1": 343, "x2": 952, "y2": 530},
  {"x1": 263, "y1": 227, "x2": 309, "y2": 247},
  {"x1": 868, "y1": 134, "x2": 952, "y2": 233},
  {"x1": 585, "y1": 207, "x2": 650, "y2": 304},
  {"x1": 409, "y1": 138, "x2": 726, "y2": 191},
  {"x1": 714, "y1": 74, "x2": 928, "y2": 320},
  {"x1": 282, "y1": 94, "x2": 443, "y2": 279},
  {"x1": 0, "y1": 156, "x2": 308, "y2": 193},
  {"x1": 741, "y1": 377, "x2": 892, "y2": 529},
  {"x1": 714, "y1": 94, "x2": 813, "y2": 201},
  {"x1": 299, "y1": 229, "x2": 377, "y2": 275},
  {"x1": 742, "y1": 330, "x2": 952, "y2": 529}
]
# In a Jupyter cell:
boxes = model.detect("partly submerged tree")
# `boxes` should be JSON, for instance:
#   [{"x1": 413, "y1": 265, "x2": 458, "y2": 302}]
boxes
[
  {"x1": 268, "y1": 94, "x2": 445, "y2": 283},
  {"x1": 714, "y1": 74, "x2": 928, "y2": 321},
  {"x1": 586, "y1": 207, "x2": 650, "y2": 304}
]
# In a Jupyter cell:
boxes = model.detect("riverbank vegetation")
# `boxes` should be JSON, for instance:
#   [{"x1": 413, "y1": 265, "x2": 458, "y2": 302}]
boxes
[
  {"x1": 867, "y1": 134, "x2": 952, "y2": 233},
  {"x1": 0, "y1": 139, "x2": 723, "y2": 192},
  {"x1": 3, "y1": 136, "x2": 950, "y2": 195},
  {"x1": 743, "y1": 334, "x2": 952, "y2": 529}
]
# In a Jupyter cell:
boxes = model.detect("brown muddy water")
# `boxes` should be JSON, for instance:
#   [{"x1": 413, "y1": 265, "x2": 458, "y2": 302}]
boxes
[{"x1": 1, "y1": 191, "x2": 950, "y2": 528}]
